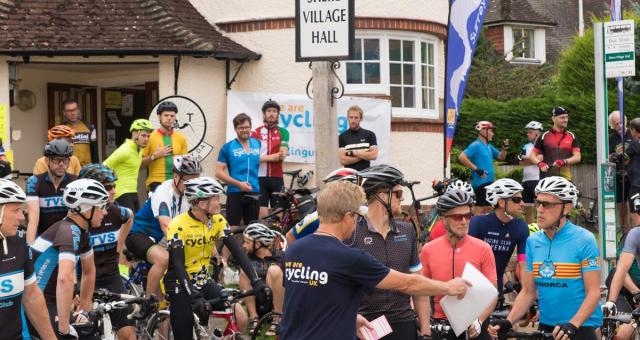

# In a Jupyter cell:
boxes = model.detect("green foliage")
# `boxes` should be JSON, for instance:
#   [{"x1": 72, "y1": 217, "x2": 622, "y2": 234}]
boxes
[
  {"x1": 465, "y1": 31, "x2": 555, "y2": 100},
  {"x1": 454, "y1": 96, "x2": 598, "y2": 163},
  {"x1": 496, "y1": 166, "x2": 523, "y2": 183},
  {"x1": 450, "y1": 146, "x2": 471, "y2": 181}
]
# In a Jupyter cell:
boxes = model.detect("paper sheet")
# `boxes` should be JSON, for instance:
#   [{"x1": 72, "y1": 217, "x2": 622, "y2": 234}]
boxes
[
  {"x1": 440, "y1": 262, "x2": 498, "y2": 336},
  {"x1": 359, "y1": 315, "x2": 393, "y2": 340}
]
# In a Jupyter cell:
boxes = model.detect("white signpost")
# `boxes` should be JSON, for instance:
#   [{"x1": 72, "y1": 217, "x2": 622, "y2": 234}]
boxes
[
  {"x1": 295, "y1": 0, "x2": 355, "y2": 62},
  {"x1": 604, "y1": 19, "x2": 636, "y2": 78}
]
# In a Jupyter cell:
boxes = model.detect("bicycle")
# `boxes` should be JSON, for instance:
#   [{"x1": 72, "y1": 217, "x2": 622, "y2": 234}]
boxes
[
  {"x1": 572, "y1": 193, "x2": 598, "y2": 233},
  {"x1": 121, "y1": 249, "x2": 151, "y2": 298},
  {"x1": 262, "y1": 169, "x2": 318, "y2": 234},
  {"x1": 145, "y1": 288, "x2": 258, "y2": 340},
  {"x1": 401, "y1": 178, "x2": 453, "y2": 245},
  {"x1": 73, "y1": 289, "x2": 157, "y2": 339}
]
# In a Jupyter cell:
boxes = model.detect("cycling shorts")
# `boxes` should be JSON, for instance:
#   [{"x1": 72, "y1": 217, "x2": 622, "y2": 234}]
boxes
[
  {"x1": 473, "y1": 182, "x2": 492, "y2": 207},
  {"x1": 258, "y1": 177, "x2": 284, "y2": 208},
  {"x1": 125, "y1": 233, "x2": 159, "y2": 262},
  {"x1": 522, "y1": 180, "x2": 538, "y2": 204}
]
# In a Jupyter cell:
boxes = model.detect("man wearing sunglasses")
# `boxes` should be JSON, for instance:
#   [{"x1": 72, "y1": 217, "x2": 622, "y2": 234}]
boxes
[
  {"x1": 280, "y1": 181, "x2": 471, "y2": 340},
  {"x1": 421, "y1": 189, "x2": 497, "y2": 340},
  {"x1": 350, "y1": 164, "x2": 428, "y2": 339},
  {"x1": 469, "y1": 178, "x2": 529, "y2": 309},
  {"x1": 489, "y1": 176, "x2": 601, "y2": 340}
]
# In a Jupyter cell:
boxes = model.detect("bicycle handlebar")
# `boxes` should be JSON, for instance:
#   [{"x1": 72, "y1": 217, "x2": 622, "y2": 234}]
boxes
[{"x1": 497, "y1": 330, "x2": 554, "y2": 339}]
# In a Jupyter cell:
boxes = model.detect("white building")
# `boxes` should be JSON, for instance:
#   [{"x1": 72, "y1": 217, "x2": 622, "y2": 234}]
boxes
[{"x1": 0, "y1": 0, "x2": 449, "y2": 198}]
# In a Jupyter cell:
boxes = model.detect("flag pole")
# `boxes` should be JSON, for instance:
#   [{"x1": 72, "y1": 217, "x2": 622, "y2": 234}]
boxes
[{"x1": 443, "y1": 0, "x2": 453, "y2": 179}]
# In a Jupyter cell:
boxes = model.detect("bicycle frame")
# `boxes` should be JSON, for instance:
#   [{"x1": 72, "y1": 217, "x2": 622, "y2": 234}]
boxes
[{"x1": 210, "y1": 309, "x2": 241, "y2": 336}]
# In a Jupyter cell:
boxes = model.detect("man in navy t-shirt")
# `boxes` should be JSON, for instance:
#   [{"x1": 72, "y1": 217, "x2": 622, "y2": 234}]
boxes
[
  {"x1": 469, "y1": 178, "x2": 528, "y2": 305},
  {"x1": 280, "y1": 181, "x2": 471, "y2": 339}
]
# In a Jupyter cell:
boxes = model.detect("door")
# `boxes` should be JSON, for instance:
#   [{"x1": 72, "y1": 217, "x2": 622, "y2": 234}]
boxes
[{"x1": 47, "y1": 83, "x2": 98, "y2": 128}]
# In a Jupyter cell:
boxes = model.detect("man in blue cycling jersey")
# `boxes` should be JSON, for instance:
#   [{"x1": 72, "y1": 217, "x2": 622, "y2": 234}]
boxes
[
  {"x1": 489, "y1": 176, "x2": 602, "y2": 340},
  {"x1": 125, "y1": 155, "x2": 201, "y2": 308},
  {"x1": 469, "y1": 178, "x2": 528, "y2": 307}
]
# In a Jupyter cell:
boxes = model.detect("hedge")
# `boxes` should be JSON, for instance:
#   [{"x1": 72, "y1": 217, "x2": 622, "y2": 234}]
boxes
[{"x1": 454, "y1": 96, "x2": 602, "y2": 163}]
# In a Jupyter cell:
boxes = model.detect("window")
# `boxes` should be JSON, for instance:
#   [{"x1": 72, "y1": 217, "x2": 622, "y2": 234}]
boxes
[
  {"x1": 503, "y1": 25, "x2": 546, "y2": 64},
  {"x1": 344, "y1": 32, "x2": 439, "y2": 118},
  {"x1": 346, "y1": 39, "x2": 380, "y2": 84},
  {"x1": 512, "y1": 28, "x2": 535, "y2": 59}
]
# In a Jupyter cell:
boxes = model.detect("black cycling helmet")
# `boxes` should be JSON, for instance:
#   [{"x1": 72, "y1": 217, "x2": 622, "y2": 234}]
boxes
[
  {"x1": 358, "y1": 164, "x2": 404, "y2": 195},
  {"x1": 436, "y1": 189, "x2": 474, "y2": 214},
  {"x1": 79, "y1": 164, "x2": 117, "y2": 184},
  {"x1": 157, "y1": 101, "x2": 178, "y2": 115},
  {"x1": 44, "y1": 139, "x2": 73, "y2": 158},
  {"x1": 173, "y1": 154, "x2": 202, "y2": 175},
  {"x1": 261, "y1": 99, "x2": 280, "y2": 113},
  {"x1": 552, "y1": 106, "x2": 568, "y2": 116}
]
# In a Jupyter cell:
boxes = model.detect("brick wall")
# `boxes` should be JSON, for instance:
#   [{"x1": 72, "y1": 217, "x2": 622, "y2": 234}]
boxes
[
  {"x1": 484, "y1": 26, "x2": 504, "y2": 55},
  {"x1": 217, "y1": 17, "x2": 448, "y2": 39}
]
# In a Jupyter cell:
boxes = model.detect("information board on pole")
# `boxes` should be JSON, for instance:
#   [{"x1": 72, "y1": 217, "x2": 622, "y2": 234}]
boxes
[
  {"x1": 601, "y1": 163, "x2": 618, "y2": 259},
  {"x1": 295, "y1": 0, "x2": 355, "y2": 62},
  {"x1": 604, "y1": 19, "x2": 636, "y2": 78}
]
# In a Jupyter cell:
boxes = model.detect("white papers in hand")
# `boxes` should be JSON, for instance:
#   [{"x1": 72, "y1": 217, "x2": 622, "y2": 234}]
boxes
[{"x1": 440, "y1": 262, "x2": 498, "y2": 336}]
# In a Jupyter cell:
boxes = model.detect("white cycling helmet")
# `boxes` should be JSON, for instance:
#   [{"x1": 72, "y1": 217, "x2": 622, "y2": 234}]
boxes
[
  {"x1": 173, "y1": 154, "x2": 202, "y2": 176},
  {"x1": 485, "y1": 178, "x2": 524, "y2": 206},
  {"x1": 244, "y1": 223, "x2": 276, "y2": 247},
  {"x1": 0, "y1": 179, "x2": 26, "y2": 205},
  {"x1": 184, "y1": 177, "x2": 224, "y2": 202},
  {"x1": 323, "y1": 168, "x2": 358, "y2": 183},
  {"x1": 525, "y1": 121, "x2": 543, "y2": 131},
  {"x1": 63, "y1": 178, "x2": 109, "y2": 212},
  {"x1": 534, "y1": 176, "x2": 579, "y2": 206},
  {"x1": 446, "y1": 180, "x2": 474, "y2": 197},
  {"x1": 475, "y1": 121, "x2": 496, "y2": 131}
]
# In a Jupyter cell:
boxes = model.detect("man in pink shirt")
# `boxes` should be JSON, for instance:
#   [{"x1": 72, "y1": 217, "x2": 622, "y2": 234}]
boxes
[{"x1": 421, "y1": 189, "x2": 497, "y2": 340}]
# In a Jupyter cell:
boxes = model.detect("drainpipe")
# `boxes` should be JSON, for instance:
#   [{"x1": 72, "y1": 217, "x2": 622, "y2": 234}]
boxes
[{"x1": 578, "y1": 0, "x2": 584, "y2": 37}]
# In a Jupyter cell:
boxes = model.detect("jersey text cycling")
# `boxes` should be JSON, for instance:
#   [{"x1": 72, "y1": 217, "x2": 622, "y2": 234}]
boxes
[
  {"x1": 251, "y1": 124, "x2": 290, "y2": 177},
  {"x1": 463, "y1": 138, "x2": 500, "y2": 188},
  {"x1": 103, "y1": 139, "x2": 143, "y2": 198},
  {"x1": 31, "y1": 219, "x2": 93, "y2": 301},
  {"x1": 292, "y1": 210, "x2": 319, "y2": 239},
  {"x1": 532, "y1": 129, "x2": 580, "y2": 180},
  {"x1": 26, "y1": 172, "x2": 76, "y2": 236},
  {"x1": 351, "y1": 219, "x2": 422, "y2": 323},
  {"x1": 217, "y1": 138, "x2": 261, "y2": 194},
  {"x1": 338, "y1": 128, "x2": 378, "y2": 171},
  {"x1": 90, "y1": 204, "x2": 131, "y2": 279},
  {"x1": 469, "y1": 213, "x2": 528, "y2": 294},
  {"x1": 33, "y1": 155, "x2": 82, "y2": 176},
  {"x1": 421, "y1": 235, "x2": 497, "y2": 319},
  {"x1": 280, "y1": 235, "x2": 390, "y2": 339},
  {"x1": 130, "y1": 179, "x2": 189, "y2": 242},
  {"x1": 166, "y1": 211, "x2": 226, "y2": 287},
  {"x1": 526, "y1": 220, "x2": 602, "y2": 327},
  {"x1": 0, "y1": 230, "x2": 36, "y2": 340},
  {"x1": 142, "y1": 129, "x2": 188, "y2": 187}
]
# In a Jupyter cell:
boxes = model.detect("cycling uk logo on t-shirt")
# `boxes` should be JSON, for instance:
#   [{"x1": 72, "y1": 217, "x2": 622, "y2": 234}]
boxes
[
  {"x1": 285, "y1": 261, "x2": 328, "y2": 286},
  {"x1": 232, "y1": 146, "x2": 260, "y2": 157}
]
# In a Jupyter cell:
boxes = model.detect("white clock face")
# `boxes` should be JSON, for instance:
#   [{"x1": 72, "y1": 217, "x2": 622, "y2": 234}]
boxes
[{"x1": 148, "y1": 96, "x2": 213, "y2": 161}]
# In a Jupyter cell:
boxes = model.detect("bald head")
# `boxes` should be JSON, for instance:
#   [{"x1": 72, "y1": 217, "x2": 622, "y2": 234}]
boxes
[{"x1": 609, "y1": 111, "x2": 627, "y2": 132}]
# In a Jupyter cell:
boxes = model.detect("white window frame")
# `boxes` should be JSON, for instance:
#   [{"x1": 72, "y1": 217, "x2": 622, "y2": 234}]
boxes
[
  {"x1": 503, "y1": 25, "x2": 546, "y2": 64},
  {"x1": 342, "y1": 30, "x2": 440, "y2": 119}
]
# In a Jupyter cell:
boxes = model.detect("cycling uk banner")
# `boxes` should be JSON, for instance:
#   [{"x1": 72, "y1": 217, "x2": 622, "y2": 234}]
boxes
[
  {"x1": 226, "y1": 91, "x2": 390, "y2": 164},
  {"x1": 444, "y1": 0, "x2": 490, "y2": 163}
]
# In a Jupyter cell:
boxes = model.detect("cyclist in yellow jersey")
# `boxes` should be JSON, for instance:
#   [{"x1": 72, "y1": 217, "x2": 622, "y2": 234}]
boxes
[
  {"x1": 62, "y1": 99, "x2": 98, "y2": 166},
  {"x1": 165, "y1": 176, "x2": 250, "y2": 338},
  {"x1": 104, "y1": 119, "x2": 154, "y2": 212},
  {"x1": 33, "y1": 125, "x2": 82, "y2": 176},
  {"x1": 142, "y1": 101, "x2": 188, "y2": 191}
]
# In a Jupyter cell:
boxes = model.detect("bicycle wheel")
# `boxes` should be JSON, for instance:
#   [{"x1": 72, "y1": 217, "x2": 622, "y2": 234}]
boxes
[
  {"x1": 144, "y1": 310, "x2": 173, "y2": 340},
  {"x1": 251, "y1": 311, "x2": 282, "y2": 340}
]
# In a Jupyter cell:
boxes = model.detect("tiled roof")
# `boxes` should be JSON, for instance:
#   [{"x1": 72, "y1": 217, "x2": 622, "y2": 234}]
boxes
[
  {"x1": 484, "y1": 0, "x2": 556, "y2": 26},
  {"x1": 0, "y1": 0, "x2": 259, "y2": 59}
]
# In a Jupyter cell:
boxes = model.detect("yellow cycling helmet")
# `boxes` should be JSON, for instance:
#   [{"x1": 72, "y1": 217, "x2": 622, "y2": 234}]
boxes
[
  {"x1": 528, "y1": 223, "x2": 541, "y2": 235},
  {"x1": 130, "y1": 119, "x2": 154, "y2": 132}
]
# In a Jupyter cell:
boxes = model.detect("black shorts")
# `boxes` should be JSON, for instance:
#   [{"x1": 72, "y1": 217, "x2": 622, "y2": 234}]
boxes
[
  {"x1": 116, "y1": 192, "x2": 140, "y2": 213},
  {"x1": 96, "y1": 275, "x2": 135, "y2": 330},
  {"x1": 616, "y1": 178, "x2": 631, "y2": 203},
  {"x1": 259, "y1": 177, "x2": 285, "y2": 208},
  {"x1": 473, "y1": 182, "x2": 493, "y2": 207},
  {"x1": 125, "y1": 233, "x2": 158, "y2": 262},
  {"x1": 226, "y1": 192, "x2": 260, "y2": 226},
  {"x1": 522, "y1": 180, "x2": 538, "y2": 204}
]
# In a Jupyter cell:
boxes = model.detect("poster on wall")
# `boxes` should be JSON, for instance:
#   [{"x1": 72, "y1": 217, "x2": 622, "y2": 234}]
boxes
[
  {"x1": 104, "y1": 91, "x2": 122, "y2": 109},
  {"x1": 226, "y1": 91, "x2": 390, "y2": 164}
]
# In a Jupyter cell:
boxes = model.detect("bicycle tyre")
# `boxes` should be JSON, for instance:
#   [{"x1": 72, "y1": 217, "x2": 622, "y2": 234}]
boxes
[
  {"x1": 145, "y1": 310, "x2": 173, "y2": 340},
  {"x1": 251, "y1": 311, "x2": 282, "y2": 340}
]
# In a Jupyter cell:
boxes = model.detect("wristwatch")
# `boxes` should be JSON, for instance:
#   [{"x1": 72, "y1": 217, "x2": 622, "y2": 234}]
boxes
[
  {"x1": 347, "y1": 150, "x2": 354, "y2": 157},
  {"x1": 150, "y1": 154, "x2": 156, "y2": 161}
]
